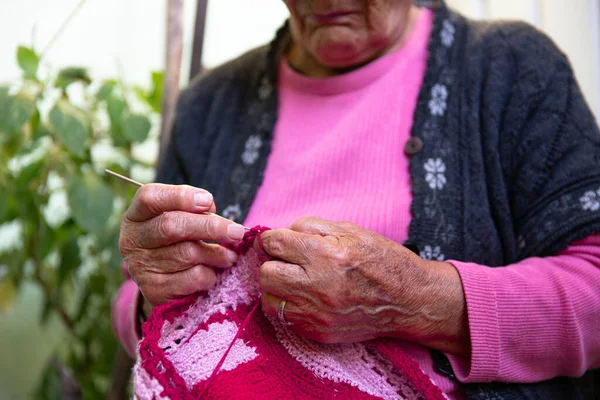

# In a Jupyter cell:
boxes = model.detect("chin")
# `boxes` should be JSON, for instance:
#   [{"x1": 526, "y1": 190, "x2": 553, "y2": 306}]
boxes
[
  {"x1": 308, "y1": 28, "x2": 386, "y2": 69},
  {"x1": 313, "y1": 43, "x2": 372, "y2": 69}
]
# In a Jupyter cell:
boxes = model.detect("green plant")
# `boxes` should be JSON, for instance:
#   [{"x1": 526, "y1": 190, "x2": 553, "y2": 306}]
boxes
[{"x1": 0, "y1": 45, "x2": 162, "y2": 398}]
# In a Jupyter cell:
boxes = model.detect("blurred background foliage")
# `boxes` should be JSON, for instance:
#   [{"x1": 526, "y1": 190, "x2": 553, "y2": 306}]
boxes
[{"x1": 0, "y1": 42, "x2": 162, "y2": 398}]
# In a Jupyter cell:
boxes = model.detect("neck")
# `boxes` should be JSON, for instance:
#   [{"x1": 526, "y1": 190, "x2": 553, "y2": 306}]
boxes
[{"x1": 287, "y1": 5, "x2": 420, "y2": 78}]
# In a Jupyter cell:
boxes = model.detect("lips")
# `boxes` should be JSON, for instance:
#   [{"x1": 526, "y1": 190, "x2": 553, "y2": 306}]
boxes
[{"x1": 307, "y1": 11, "x2": 357, "y2": 25}]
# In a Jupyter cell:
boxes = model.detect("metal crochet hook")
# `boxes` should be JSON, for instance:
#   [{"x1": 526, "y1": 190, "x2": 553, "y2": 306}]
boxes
[{"x1": 105, "y1": 169, "x2": 251, "y2": 230}]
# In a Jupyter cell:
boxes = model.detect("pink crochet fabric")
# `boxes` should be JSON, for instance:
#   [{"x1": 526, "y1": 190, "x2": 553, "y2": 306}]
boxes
[{"x1": 133, "y1": 227, "x2": 446, "y2": 400}]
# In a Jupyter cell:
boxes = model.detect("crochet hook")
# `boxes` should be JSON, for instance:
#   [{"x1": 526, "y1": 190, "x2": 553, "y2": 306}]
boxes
[{"x1": 104, "y1": 169, "x2": 251, "y2": 230}]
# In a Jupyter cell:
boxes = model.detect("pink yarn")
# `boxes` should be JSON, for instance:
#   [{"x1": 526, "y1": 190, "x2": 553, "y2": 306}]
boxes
[
  {"x1": 194, "y1": 226, "x2": 271, "y2": 396},
  {"x1": 134, "y1": 226, "x2": 446, "y2": 399}
]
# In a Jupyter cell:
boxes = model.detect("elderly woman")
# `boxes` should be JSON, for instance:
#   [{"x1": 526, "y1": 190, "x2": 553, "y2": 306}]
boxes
[{"x1": 113, "y1": 0, "x2": 600, "y2": 398}]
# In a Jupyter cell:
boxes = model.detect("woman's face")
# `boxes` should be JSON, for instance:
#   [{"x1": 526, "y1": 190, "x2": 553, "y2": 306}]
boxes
[{"x1": 282, "y1": 0, "x2": 413, "y2": 69}]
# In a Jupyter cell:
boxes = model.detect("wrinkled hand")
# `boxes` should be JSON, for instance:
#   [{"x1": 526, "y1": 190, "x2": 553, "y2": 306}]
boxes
[
  {"x1": 257, "y1": 217, "x2": 470, "y2": 356},
  {"x1": 119, "y1": 184, "x2": 246, "y2": 306}
]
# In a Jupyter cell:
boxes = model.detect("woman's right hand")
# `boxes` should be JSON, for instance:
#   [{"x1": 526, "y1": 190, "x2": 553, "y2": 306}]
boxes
[{"x1": 119, "y1": 184, "x2": 245, "y2": 306}]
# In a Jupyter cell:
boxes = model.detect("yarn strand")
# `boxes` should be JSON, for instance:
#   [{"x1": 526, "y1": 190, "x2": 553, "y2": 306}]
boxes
[
  {"x1": 197, "y1": 226, "x2": 271, "y2": 398},
  {"x1": 198, "y1": 300, "x2": 262, "y2": 398}
]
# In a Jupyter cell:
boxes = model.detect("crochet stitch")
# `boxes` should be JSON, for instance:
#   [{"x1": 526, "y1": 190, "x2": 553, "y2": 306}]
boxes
[{"x1": 133, "y1": 227, "x2": 447, "y2": 399}]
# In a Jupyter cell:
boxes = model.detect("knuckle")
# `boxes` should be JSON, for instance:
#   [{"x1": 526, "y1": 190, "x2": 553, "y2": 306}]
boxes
[
  {"x1": 266, "y1": 235, "x2": 284, "y2": 254},
  {"x1": 127, "y1": 261, "x2": 146, "y2": 283},
  {"x1": 339, "y1": 221, "x2": 355, "y2": 230},
  {"x1": 119, "y1": 221, "x2": 136, "y2": 251},
  {"x1": 317, "y1": 314, "x2": 335, "y2": 328},
  {"x1": 118, "y1": 233, "x2": 131, "y2": 255},
  {"x1": 258, "y1": 262, "x2": 274, "y2": 285},
  {"x1": 330, "y1": 244, "x2": 350, "y2": 263},
  {"x1": 180, "y1": 243, "x2": 201, "y2": 263},
  {"x1": 136, "y1": 185, "x2": 156, "y2": 208},
  {"x1": 151, "y1": 273, "x2": 168, "y2": 288},
  {"x1": 195, "y1": 266, "x2": 217, "y2": 289},
  {"x1": 202, "y1": 217, "x2": 223, "y2": 238},
  {"x1": 292, "y1": 216, "x2": 315, "y2": 231},
  {"x1": 119, "y1": 224, "x2": 141, "y2": 250},
  {"x1": 216, "y1": 246, "x2": 231, "y2": 263},
  {"x1": 128, "y1": 258, "x2": 148, "y2": 277},
  {"x1": 159, "y1": 213, "x2": 182, "y2": 239},
  {"x1": 125, "y1": 260, "x2": 137, "y2": 279},
  {"x1": 203, "y1": 269, "x2": 217, "y2": 288},
  {"x1": 175, "y1": 186, "x2": 190, "y2": 207}
]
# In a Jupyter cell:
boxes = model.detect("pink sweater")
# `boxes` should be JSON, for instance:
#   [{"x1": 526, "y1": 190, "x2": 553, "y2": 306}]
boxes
[{"x1": 113, "y1": 8, "x2": 600, "y2": 398}]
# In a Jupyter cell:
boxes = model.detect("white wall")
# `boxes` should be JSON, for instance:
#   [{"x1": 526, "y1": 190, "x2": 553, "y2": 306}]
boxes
[
  {"x1": 0, "y1": 0, "x2": 166, "y2": 85},
  {"x1": 0, "y1": 0, "x2": 287, "y2": 86}
]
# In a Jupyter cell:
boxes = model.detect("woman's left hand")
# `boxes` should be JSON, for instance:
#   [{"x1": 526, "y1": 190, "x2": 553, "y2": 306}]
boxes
[{"x1": 257, "y1": 217, "x2": 471, "y2": 357}]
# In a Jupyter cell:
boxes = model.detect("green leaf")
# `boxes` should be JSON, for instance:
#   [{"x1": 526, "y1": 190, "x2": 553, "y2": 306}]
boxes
[
  {"x1": 16, "y1": 46, "x2": 39, "y2": 78},
  {"x1": 74, "y1": 289, "x2": 91, "y2": 323},
  {"x1": 67, "y1": 174, "x2": 114, "y2": 233},
  {"x1": 59, "y1": 234, "x2": 80, "y2": 284},
  {"x1": 49, "y1": 99, "x2": 89, "y2": 157},
  {"x1": 0, "y1": 195, "x2": 16, "y2": 223},
  {"x1": 0, "y1": 280, "x2": 17, "y2": 311},
  {"x1": 38, "y1": 221, "x2": 54, "y2": 261},
  {"x1": 121, "y1": 113, "x2": 150, "y2": 143},
  {"x1": 96, "y1": 80, "x2": 117, "y2": 102},
  {"x1": 106, "y1": 96, "x2": 127, "y2": 146},
  {"x1": 35, "y1": 360, "x2": 64, "y2": 400},
  {"x1": 148, "y1": 71, "x2": 164, "y2": 113},
  {"x1": 39, "y1": 296, "x2": 53, "y2": 326},
  {"x1": 89, "y1": 273, "x2": 106, "y2": 294},
  {"x1": 0, "y1": 87, "x2": 36, "y2": 139},
  {"x1": 32, "y1": 122, "x2": 52, "y2": 141},
  {"x1": 54, "y1": 67, "x2": 92, "y2": 90},
  {"x1": 0, "y1": 251, "x2": 25, "y2": 284},
  {"x1": 0, "y1": 198, "x2": 7, "y2": 223},
  {"x1": 14, "y1": 156, "x2": 45, "y2": 187}
]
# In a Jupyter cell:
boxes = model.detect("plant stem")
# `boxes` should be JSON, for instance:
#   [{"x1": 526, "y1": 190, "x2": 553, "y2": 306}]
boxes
[
  {"x1": 34, "y1": 275, "x2": 76, "y2": 334},
  {"x1": 39, "y1": 0, "x2": 89, "y2": 60},
  {"x1": 106, "y1": 345, "x2": 134, "y2": 400},
  {"x1": 30, "y1": 222, "x2": 76, "y2": 335}
]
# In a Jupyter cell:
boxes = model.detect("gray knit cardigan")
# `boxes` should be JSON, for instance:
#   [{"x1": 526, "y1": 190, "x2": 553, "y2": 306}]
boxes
[{"x1": 156, "y1": 1, "x2": 600, "y2": 398}]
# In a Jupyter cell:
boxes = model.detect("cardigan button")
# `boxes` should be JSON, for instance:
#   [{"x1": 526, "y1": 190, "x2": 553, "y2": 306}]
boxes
[{"x1": 404, "y1": 137, "x2": 423, "y2": 156}]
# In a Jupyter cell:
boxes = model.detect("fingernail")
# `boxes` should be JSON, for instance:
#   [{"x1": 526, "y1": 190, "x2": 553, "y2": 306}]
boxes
[
  {"x1": 226, "y1": 250, "x2": 238, "y2": 263},
  {"x1": 227, "y1": 224, "x2": 245, "y2": 241},
  {"x1": 194, "y1": 192, "x2": 213, "y2": 207}
]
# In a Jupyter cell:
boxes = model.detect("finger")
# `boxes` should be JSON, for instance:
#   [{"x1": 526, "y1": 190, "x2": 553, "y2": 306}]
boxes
[
  {"x1": 141, "y1": 265, "x2": 217, "y2": 306},
  {"x1": 261, "y1": 292, "x2": 302, "y2": 326},
  {"x1": 290, "y1": 217, "x2": 352, "y2": 236},
  {"x1": 261, "y1": 291, "x2": 284, "y2": 318},
  {"x1": 130, "y1": 212, "x2": 246, "y2": 248},
  {"x1": 126, "y1": 183, "x2": 217, "y2": 222},
  {"x1": 133, "y1": 241, "x2": 238, "y2": 274},
  {"x1": 259, "y1": 260, "x2": 307, "y2": 297},
  {"x1": 257, "y1": 229, "x2": 323, "y2": 265}
]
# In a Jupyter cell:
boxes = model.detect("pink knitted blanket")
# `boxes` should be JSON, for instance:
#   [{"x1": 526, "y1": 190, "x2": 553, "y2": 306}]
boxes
[{"x1": 133, "y1": 227, "x2": 446, "y2": 400}]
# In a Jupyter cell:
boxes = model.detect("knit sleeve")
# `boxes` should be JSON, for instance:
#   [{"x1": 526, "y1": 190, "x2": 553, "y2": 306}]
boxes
[
  {"x1": 502, "y1": 27, "x2": 600, "y2": 258},
  {"x1": 445, "y1": 234, "x2": 600, "y2": 383},
  {"x1": 112, "y1": 279, "x2": 142, "y2": 359}
]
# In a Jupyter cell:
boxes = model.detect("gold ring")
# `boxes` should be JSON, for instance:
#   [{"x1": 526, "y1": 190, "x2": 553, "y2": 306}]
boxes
[{"x1": 278, "y1": 299, "x2": 293, "y2": 326}]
